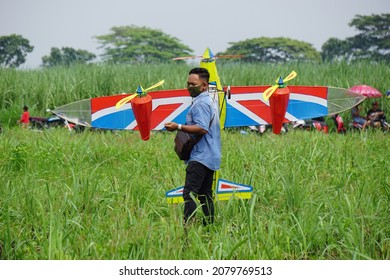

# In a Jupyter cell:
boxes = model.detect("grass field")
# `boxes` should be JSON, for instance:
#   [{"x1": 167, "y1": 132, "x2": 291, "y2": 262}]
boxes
[{"x1": 0, "y1": 62, "x2": 389, "y2": 260}]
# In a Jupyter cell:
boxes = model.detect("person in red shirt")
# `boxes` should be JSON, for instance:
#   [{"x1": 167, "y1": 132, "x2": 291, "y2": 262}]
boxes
[{"x1": 18, "y1": 105, "x2": 30, "y2": 128}]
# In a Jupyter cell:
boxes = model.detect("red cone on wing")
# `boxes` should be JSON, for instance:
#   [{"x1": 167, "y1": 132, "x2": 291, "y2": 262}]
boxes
[
  {"x1": 115, "y1": 80, "x2": 164, "y2": 140},
  {"x1": 131, "y1": 94, "x2": 152, "y2": 141},
  {"x1": 269, "y1": 87, "x2": 289, "y2": 134}
]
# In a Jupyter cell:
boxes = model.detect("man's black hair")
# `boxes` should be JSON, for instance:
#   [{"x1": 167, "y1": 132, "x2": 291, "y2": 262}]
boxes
[{"x1": 189, "y1": 67, "x2": 210, "y2": 83}]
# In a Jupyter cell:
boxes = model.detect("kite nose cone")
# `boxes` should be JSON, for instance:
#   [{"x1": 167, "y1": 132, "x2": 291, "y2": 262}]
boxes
[
  {"x1": 136, "y1": 85, "x2": 143, "y2": 94},
  {"x1": 202, "y1": 47, "x2": 214, "y2": 59},
  {"x1": 278, "y1": 77, "x2": 284, "y2": 86}
]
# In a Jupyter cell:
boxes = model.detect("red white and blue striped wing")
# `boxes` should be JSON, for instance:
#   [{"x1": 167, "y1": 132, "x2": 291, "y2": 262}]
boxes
[
  {"x1": 91, "y1": 89, "x2": 191, "y2": 130},
  {"x1": 224, "y1": 86, "x2": 330, "y2": 127},
  {"x1": 53, "y1": 86, "x2": 364, "y2": 130}
]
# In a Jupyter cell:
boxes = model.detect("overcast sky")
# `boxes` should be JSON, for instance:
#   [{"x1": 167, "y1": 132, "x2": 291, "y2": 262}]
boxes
[{"x1": 1, "y1": 0, "x2": 389, "y2": 68}]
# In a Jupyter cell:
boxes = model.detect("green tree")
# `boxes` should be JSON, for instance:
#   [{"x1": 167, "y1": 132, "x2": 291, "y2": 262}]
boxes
[
  {"x1": 41, "y1": 47, "x2": 96, "y2": 67},
  {"x1": 321, "y1": 38, "x2": 351, "y2": 62},
  {"x1": 218, "y1": 37, "x2": 321, "y2": 63},
  {"x1": 322, "y1": 13, "x2": 390, "y2": 62},
  {"x1": 96, "y1": 25, "x2": 193, "y2": 64},
  {"x1": 0, "y1": 34, "x2": 34, "y2": 68}
]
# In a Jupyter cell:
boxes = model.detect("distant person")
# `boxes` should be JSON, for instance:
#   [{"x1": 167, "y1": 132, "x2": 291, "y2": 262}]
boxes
[
  {"x1": 17, "y1": 105, "x2": 30, "y2": 129},
  {"x1": 312, "y1": 116, "x2": 329, "y2": 133},
  {"x1": 351, "y1": 104, "x2": 367, "y2": 129},
  {"x1": 165, "y1": 67, "x2": 221, "y2": 226},
  {"x1": 330, "y1": 114, "x2": 345, "y2": 134},
  {"x1": 366, "y1": 101, "x2": 385, "y2": 129}
]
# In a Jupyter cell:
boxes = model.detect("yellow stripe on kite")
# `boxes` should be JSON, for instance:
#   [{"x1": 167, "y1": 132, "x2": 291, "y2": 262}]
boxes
[
  {"x1": 166, "y1": 196, "x2": 184, "y2": 204},
  {"x1": 215, "y1": 192, "x2": 252, "y2": 201}
]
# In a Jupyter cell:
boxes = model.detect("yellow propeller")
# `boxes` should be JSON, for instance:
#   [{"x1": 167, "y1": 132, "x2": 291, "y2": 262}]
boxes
[
  {"x1": 115, "y1": 93, "x2": 138, "y2": 109},
  {"x1": 263, "y1": 71, "x2": 297, "y2": 101},
  {"x1": 143, "y1": 79, "x2": 165, "y2": 92},
  {"x1": 115, "y1": 80, "x2": 165, "y2": 109}
]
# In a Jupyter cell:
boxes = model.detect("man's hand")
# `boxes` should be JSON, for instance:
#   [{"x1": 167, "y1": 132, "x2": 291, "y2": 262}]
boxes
[{"x1": 164, "y1": 122, "x2": 178, "y2": 132}]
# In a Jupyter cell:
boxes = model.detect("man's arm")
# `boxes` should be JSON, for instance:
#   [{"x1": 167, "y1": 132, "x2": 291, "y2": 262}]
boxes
[{"x1": 164, "y1": 122, "x2": 207, "y2": 135}]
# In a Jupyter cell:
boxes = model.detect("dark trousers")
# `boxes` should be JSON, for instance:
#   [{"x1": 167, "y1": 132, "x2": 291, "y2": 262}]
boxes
[{"x1": 183, "y1": 161, "x2": 215, "y2": 225}]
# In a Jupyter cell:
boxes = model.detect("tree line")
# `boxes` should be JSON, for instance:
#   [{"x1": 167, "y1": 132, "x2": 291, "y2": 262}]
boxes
[{"x1": 0, "y1": 13, "x2": 388, "y2": 68}]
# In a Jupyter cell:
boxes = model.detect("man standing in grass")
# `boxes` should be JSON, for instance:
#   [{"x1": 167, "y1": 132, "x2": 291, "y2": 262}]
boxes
[{"x1": 165, "y1": 67, "x2": 221, "y2": 226}]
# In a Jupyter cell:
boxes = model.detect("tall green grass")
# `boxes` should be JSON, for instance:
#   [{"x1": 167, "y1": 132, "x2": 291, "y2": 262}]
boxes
[
  {"x1": 0, "y1": 128, "x2": 389, "y2": 260},
  {"x1": 0, "y1": 63, "x2": 389, "y2": 260}
]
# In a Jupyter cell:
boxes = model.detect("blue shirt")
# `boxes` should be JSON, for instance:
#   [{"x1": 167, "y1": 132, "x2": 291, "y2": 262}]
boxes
[{"x1": 186, "y1": 91, "x2": 221, "y2": 170}]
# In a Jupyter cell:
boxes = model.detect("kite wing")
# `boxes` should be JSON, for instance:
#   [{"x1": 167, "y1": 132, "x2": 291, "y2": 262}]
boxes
[
  {"x1": 166, "y1": 178, "x2": 253, "y2": 204},
  {"x1": 224, "y1": 86, "x2": 366, "y2": 127},
  {"x1": 52, "y1": 89, "x2": 191, "y2": 130},
  {"x1": 52, "y1": 86, "x2": 365, "y2": 130},
  {"x1": 52, "y1": 99, "x2": 92, "y2": 127}
]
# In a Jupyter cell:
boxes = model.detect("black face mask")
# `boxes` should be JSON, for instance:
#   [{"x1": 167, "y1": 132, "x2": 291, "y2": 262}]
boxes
[{"x1": 187, "y1": 84, "x2": 203, "y2": 97}]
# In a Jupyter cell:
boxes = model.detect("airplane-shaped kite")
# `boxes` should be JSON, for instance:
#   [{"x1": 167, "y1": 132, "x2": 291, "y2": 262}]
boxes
[
  {"x1": 51, "y1": 47, "x2": 366, "y2": 203},
  {"x1": 52, "y1": 48, "x2": 366, "y2": 135}
]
